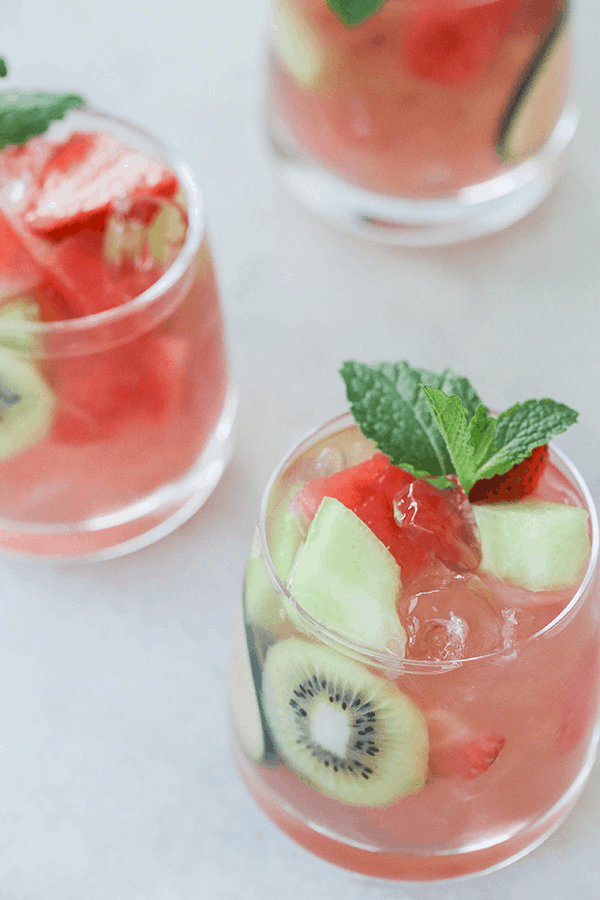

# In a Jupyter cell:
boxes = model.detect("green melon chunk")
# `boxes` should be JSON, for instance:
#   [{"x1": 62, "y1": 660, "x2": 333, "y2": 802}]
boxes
[
  {"x1": 271, "y1": 0, "x2": 328, "y2": 88},
  {"x1": 288, "y1": 497, "x2": 406, "y2": 653},
  {"x1": 0, "y1": 298, "x2": 41, "y2": 354},
  {"x1": 245, "y1": 489, "x2": 306, "y2": 632},
  {"x1": 473, "y1": 500, "x2": 590, "y2": 593}
]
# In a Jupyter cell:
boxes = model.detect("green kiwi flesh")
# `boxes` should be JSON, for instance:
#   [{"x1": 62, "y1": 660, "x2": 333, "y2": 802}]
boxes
[{"x1": 262, "y1": 637, "x2": 428, "y2": 806}]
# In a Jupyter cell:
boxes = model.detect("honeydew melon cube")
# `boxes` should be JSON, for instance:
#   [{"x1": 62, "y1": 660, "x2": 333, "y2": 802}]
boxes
[
  {"x1": 245, "y1": 489, "x2": 305, "y2": 632},
  {"x1": 473, "y1": 500, "x2": 591, "y2": 593},
  {"x1": 288, "y1": 496, "x2": 406, "y2": 653}
]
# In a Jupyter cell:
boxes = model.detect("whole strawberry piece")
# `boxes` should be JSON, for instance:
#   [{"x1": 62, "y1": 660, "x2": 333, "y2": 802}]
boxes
[{"x1": 468, "y1": 444, "x2": 548, "y2": 504}]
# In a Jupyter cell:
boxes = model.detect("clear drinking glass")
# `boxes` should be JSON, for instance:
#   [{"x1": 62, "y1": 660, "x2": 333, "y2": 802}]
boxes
[
  {"x1": 266, "y1": 0, "x2": 576, "y2": 245},
  {"x1": 0, "y1": 108, "x2": 237, "y2": 561},
  {"x1": 230, "y1": 412, "x2": 600, "y2": 881}
]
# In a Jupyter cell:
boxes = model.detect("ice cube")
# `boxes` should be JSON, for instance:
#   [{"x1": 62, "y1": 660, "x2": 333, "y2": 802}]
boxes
[
  {"x1": 400, "y1": 568, "x2": 505, "y2": 661},
  {"x1": 393, "y1": 478, "x2": 482, "y2": 573},
  {"x1": 313, "y1": 445, "x2": 346, "y2": 478}
]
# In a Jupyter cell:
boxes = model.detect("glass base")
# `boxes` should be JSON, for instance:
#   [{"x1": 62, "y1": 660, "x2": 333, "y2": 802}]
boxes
[
  {"x1": 267, "y1": 107, "x2": 579, "y2": 247},
  {"x1": 0, "y1": 385, "x2": 238, "y2": 563},
  {"x1": 233, "y1": 719, "x2": 599, "y2": 883}
]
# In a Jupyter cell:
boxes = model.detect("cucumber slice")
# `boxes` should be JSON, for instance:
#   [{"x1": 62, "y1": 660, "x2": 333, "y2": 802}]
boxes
[
  {"x1": 288, "y1": 497, "x2": 406, "y2": 654},
  {"x1": 496, "y1": 3, "x2": 569, "y2": 164},
  {"x1": 0, "y1": 347, "x2": 55, "y2": 461},
  {"x1": 473, "y1": 500, "x2": 590, "y2": 592},
  {"x1": 271, "y1": 0, "x2": 328, "y2": 87}
]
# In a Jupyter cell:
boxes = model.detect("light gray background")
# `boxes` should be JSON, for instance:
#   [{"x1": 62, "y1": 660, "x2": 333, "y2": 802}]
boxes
[{"x1": 1, "y1": 1, "x2": 599, "y2": 897}]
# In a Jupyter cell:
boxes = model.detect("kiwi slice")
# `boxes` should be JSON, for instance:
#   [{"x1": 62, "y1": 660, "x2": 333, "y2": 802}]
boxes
[
  {"x1": 0, "y1": 298, "x2": 41, "y2": 354},
  {"x1": 473, "y1": 499, "x2": 590, "y2": 592},
  {"x1": 287, "y1": 497, "x2": 406, "y2": 654},
  {"x1": 496, "y1": 2, "x2": 569, "y2": 165},
  {"x1": 0, "y1": 347, "x2": 55, "y2": 461},
  {"x1": 262, "y1": 637, "x2": 428, "y2": 807}
]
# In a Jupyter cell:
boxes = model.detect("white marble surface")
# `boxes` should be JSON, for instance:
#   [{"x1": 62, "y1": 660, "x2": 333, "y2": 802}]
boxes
[{"x1": 2, "y1": 1, "x2": 600, "y2": 897}]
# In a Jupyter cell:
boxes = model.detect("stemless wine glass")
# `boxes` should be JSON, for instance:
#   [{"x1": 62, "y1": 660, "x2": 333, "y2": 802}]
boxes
[
  {"x1": 0, "y1": 108, "x2": 237, "y2": 561},
  {"x1": 266, "y1": 0, "x2": 576, "y2": 245},
  {"x1": 230, "y1": 412, "x2": 600, "y2": 881}
]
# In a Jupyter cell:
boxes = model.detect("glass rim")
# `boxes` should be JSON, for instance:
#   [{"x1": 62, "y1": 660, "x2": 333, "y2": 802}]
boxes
[
  {"x1": 258, "y1": 411, "x2": 600, "y2": 673},
  {"x1": 0, "y1": 106, "x2": 204, "y2": 336}
]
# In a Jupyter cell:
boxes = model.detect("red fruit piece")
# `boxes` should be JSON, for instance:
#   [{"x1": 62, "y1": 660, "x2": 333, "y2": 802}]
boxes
[
  {"x1": 290, "y1": 452, "x2": 393, "y2": 520},
  {"x1": 41, "y1": 228, "x2": 161, "y2": 317},
  {"x1": 427, "y1": 710, "x2": 506, "y2": 779},
  {"x1": 403, "y1": 0, "x2": 520, "y2": 85},
  {"x1": 291, "y1": 453, "x2": 432, "y2": 580},
  {"x1": 51, "y1": 335, "x2": 184, "y2": 444},
  {"x1": 394, "y1": 478, "x2": 481, "y2": 572},
  {"x1": 0, "y1": 209, "x2": 43, "y2": 297},
  {"x1": 441, "y1": 733, "x2": 506, "y2": 779},
  {"x1": 468, "y1": 444, "x2": 548, "y2": 504},
  {"x1": 24, "y1": 131, "x2": 178, "y2": 237}
]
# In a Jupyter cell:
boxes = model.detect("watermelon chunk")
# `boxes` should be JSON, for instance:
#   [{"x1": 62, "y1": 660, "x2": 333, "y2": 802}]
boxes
[
  {"x1": 292, "y1": 453, "x2": 482, "y2": 581},
  {"x1": 51, "y1": 334, "x2": 187, "y2": 444},
  {"x1": 24, "y1": 131, "x2": 178, "y2": 237},
  {"x1": 41, "y1": 228, "x2": 162, "y2": 317},
  {"x1": 291, "y1": 454, "x2": 431, "y2": 580},
  {"x1": 0, "y1": 209, "x2": 44, "y2": 299}
]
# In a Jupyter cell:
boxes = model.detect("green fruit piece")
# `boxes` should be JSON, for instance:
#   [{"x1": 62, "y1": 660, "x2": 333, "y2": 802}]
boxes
[
  {"x1": 288, "y1": 496, "x2": 406, "y2": 654},
  {"x1": 271, "y1": 0, "x2": 328, "y2": 87},
  {"x1": 473, "y1": 499, "x2": 590, "y2": 592},
  {"x1": 262, "y1": 637, "x2": 428, "y2": 806},
  {"x1": 230, "y1": 608, "x2": 279, "y2": 765},
  {"x1": 147, "y1": 200, "x2": 187, "y2": 266},
  {"x1": 245, "y1": 486, "x2": 306, "y2": 632},
  {"x1": 0, "y1": 298, "x2": 41, "y2": 354},
  {"x1": 0, "y1": 347, "x2": 55, "y2": 461},
  {"x1": 230, "y1": 608, "x2": 265, "y2": 762},
  {"x1": 496, "y1": 3, "x2": 569, "y2": 165}
]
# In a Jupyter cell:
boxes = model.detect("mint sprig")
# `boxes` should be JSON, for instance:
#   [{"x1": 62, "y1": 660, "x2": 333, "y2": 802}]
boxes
[
  {"x1": 0, "y1": 59, "x2": 7, "y2": 78},
  {"x1": 327, "y1": 0, "x2": 385, "y2": 27},
  {"x1": 0, "y1": 91, "x2": 85, "y2": 151},
  {"x1": 341, "y1": 361, "x2": 578, "y2": 495}
]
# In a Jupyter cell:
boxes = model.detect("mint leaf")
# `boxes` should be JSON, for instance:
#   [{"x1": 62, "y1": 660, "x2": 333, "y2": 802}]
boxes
[
  {"x1": 476, "y1": 399, "x2": 578, "y2": 481},
  {"x1": 0, "y1": 91, "x2": 85, "y2": 150},
  {"x1": 340, "y1": 360, "x2": 483, "y2": 477},
  {"x1": 421, "y1": 386, "x2": 481, "y2": 494},
  {"x1": 327, "y1": 0, "x2": 385, "y2": 27},
  {"x1": 342, "y1": 359, "x2": 579, "y2": 495},
  {"x1": 0, "y1": 59, "x2": 7, "y2": 78}
]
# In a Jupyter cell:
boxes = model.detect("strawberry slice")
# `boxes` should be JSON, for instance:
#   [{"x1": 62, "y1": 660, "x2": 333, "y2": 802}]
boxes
[
  {"x1": 426, "y1": 710, "x2": 505, "y2": 779},
  {"x1": 403, "y1": 0, "x2": 520, "y2": 85},
  {"x1": 440, "y1": 733, "x2": 506, "y2": 779},
  {"x1": 468, "y1": 444, "x2": 548, "y2": 504},
  {"x1": 24, "y1": 131, "x2": 178, "y2": 237}
]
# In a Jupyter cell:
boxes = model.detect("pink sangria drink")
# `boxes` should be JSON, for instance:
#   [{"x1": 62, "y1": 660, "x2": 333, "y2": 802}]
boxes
[
  {"x1": 230, "y1": 362, "x2": 599, "y2": 881},
  {"x1": 267, "y1": 0, "x2": 575, "y2": 243},
  {"x1": 0, "y1": 89, "x2": 236, "y2": 560}
]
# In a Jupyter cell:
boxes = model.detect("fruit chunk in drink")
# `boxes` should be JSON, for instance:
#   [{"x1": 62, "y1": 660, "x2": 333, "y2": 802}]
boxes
[
  {"x1": 269, "y1": 0, "x2": 571, "y2": 197},
  {"x1": 231, "y1": 373, "x2": 599, "y2": 880},
  {"x1": 0, "y1": 110, "x2": 232, "y2": 558}
]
